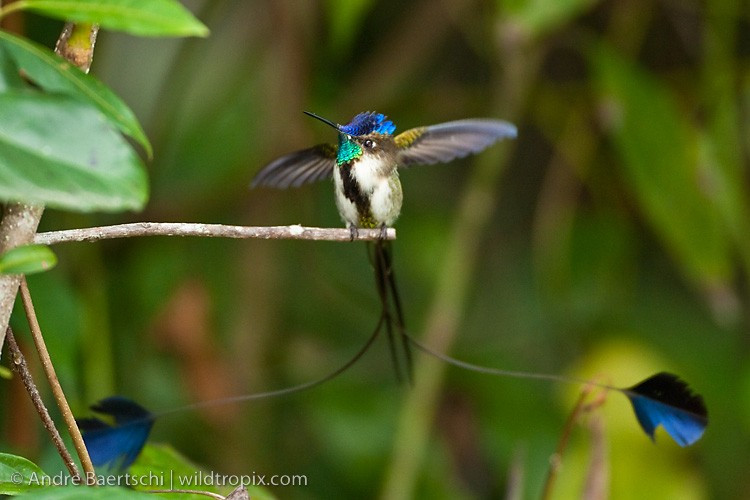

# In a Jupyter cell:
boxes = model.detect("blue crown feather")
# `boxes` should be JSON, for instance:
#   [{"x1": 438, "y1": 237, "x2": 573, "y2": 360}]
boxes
[{"x1": 339, "y1": 112, "x2": 396, "y2": 136}]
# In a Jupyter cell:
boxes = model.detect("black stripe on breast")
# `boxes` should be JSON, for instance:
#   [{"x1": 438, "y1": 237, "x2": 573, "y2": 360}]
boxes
[{"x1": 340, "y1": 162, "x2": 373, "y2": 224}]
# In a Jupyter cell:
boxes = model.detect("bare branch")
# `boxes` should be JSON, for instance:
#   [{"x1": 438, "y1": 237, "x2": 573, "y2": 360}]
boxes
[
  {"x1": 34, "y1": 223, "x2": 396, "y2": 245},
  {"x1": 20, "y1": 279, "x2": 96, "y2": 482},
  {"x1": 5, "y1": 327, "x2": 81, "y2": 482}
]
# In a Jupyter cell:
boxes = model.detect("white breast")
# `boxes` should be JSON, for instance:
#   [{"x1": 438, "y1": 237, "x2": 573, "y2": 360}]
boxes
[
  {"x1": 333, "y1": 156, "x2": 403, "y2": 228},
  {"x1": 349, "y1": 156, "x2": 384, "y2": 192}
]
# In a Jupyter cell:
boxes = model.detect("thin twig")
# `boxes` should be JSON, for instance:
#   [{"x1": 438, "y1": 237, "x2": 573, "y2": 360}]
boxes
[
  {"x1": 19, "y1": 279, "x2": 97, "y2": 484},
  {"x1": 5, "y1": 327, "x2": 81, "y2": 481},
  {"x1": 582, "y1": 413, "x2": 609, "y2": 500},
  {"x1": 541, "y1": 383, "x2": 608, "y2": 500},
  {"x1": 541, "y1": 388, "x2": 590, "y2": 500},
  {"x1": 33, "y1": 223, "x2": 396, "y2": 245}
]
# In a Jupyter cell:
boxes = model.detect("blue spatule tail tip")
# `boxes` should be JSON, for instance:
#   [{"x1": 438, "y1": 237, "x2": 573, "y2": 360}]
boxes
[
  {"x1": 623, "y1": 372, "x2": 708, "y2": 447},
  {"x1": 77, "y1": 396, "x2": 155, "y2": 472}
]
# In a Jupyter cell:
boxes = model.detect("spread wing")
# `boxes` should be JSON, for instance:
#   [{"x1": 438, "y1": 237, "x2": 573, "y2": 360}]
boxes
[
  {"x1": 395, "y1": 119, "x2": 517, "y2": 167},
  {"x1": 251, "y1": 143, "x2": 337, "y2": 188}
]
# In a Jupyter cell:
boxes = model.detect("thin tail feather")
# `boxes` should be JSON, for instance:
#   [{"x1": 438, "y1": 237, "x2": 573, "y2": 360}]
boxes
[
  {"x1": 379, "y1": 240, "x2": 414, "y2": 384},
  {"x1": 369, "y1": 240, "x2": 413, "y2": 384},
  {"x1": 405, "y1": 333, "x2": 708, "y2": 446},
  {"x1": 77, "y1": 315, "x2": 390, "y2": 468},
  {"x1": 370, "y1": 240, "x2": 403, "y2": 383}
]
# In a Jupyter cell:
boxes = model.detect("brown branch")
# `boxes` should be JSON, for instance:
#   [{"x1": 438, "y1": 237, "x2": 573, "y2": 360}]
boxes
[
  {"x1": 5, "y1": 327, "x2": 81, "y2": 481},
  {"x1": 19, "y1": 278, "x2": 96, "y2": 483},
  {"x1": 54, "y1": 23, "x2": 99, "y2": 72},
  {"x1": 33, "y1": 223, "x2": 396, "y2": 245},
  {"x1": 0, "y1": 203, "x2": 44, "y2": 356}
]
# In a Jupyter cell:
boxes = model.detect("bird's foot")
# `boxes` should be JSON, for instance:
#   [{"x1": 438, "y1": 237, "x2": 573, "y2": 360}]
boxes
[
  {"x1": 349, "y1": 225, "x2": 359, "y2": 242},
  {"x1": 378, "y1": 224, "x2": 388, "y2": 241}
]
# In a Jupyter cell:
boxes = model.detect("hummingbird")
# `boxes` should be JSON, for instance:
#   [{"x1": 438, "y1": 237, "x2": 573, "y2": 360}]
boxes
[{"x1": 252, "y1": 111, "x2": 517, "y2": 382}]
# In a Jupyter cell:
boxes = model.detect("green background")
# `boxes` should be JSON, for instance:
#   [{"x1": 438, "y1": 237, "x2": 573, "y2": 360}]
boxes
[{"x1": 3, "y1": 0, "x2": 748, "y2": 498}]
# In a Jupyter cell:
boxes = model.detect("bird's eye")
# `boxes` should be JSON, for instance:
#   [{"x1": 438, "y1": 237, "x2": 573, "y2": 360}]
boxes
[{"x1": 363, "y1": 139, "x2": 375, "y2": 148}]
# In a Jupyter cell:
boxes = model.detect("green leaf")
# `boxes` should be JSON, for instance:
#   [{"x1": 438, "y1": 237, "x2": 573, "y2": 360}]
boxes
[
  {"x1": 0, "y1": 91, "x2": 149, "y2": 212},
  {"x1": 130, "y1": 444, "x2": 275, "y2": 500},
  {"x1": 129, "y1": 444, "x2": 220, "y2": 500},
  {"x1": 17, "y1": 486, "x2": 154, "y2": 499},
  {"x1": 0, "y1": 45, "x2": 24, "y2": 91},
  {"x1": 699, "y1": 3, "x2": 750, "y2": 274},
  {"x1": 593, "y1": 45, "x2": 732, "y2": 285},
  {"x1": 0, "y1": 453, "x2": 46, "y2": 495},
  {"x1": 16, "y1": 0, "x2": 209, "y2": 38},
  {"x1": 0, "y1": 244, "x2": 57, "y2": 275},
  {"x1": 0, "y1": 30, "x2": 151, "y2": 157}
]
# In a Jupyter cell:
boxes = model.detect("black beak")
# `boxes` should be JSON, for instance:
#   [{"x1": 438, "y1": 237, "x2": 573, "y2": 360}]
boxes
[{"x1": 303, "y1": 111, "x2": 341, "y2": 132}]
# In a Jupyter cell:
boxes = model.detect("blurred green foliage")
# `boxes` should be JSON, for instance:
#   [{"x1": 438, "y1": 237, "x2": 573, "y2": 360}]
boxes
[{"x1": 2, "y1": 0, "x2": 749, "y2": 498}]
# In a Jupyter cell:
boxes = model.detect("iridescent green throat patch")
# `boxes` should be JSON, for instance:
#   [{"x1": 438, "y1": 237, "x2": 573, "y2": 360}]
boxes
[{"x1": 336, "y1": 135, "x2": 362, "y2": 165}]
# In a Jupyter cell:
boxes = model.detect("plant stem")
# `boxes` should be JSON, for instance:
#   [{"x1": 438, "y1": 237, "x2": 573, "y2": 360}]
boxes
[
  {"x1": 55, "y1": 22, "x2": 99, "y2": 72},
  {"x1": 5, "y1": 326, "x2": 81, "y2": 481},
  {"x1": 19, "y1": 279, "x2": 97, "y2": 483},
  {"x1": 0, "y1": 203, "x2": 44, "y2": 358},
  {"x1": 33, "y1": 223, "x2": 395, "y2": 245},
  {"x1": 540, "y1": 389, "x2": 589, "y2": 500},
  {"x1": 379, "y1": 27, "x2": 538, "y2": 500}
]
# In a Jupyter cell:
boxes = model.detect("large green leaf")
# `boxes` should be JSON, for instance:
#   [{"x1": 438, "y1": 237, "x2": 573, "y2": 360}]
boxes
[
  {"x1": 0, "y1": 453, "x2": 46, "y2": 495},
  {"x1": 0, "y1": 45, "x2": 24, "y2": 91},
  {"x1": 130, "y1": 444, "x2": 275, "y2": 500},
  {"x1": 0, "y1": 30, "x2": 151, "y2": 157},
  {"x1": 0, "y1": 244, "x2": 57, "y2": 275},
  {"x1": 593, "y1": 45, "x2": 732, "y2": 285},
  {"x1": 14, "y1": 0, "x2": 208, "y2": 37},
  {"x1": 0, "y1": 91, "x2": 148, "y2": 212}
]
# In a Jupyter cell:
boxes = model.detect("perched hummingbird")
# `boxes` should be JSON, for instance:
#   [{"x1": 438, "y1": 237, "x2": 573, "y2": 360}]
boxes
[{"x1": 252, "y1": 111, "x2": 517, "y2": 382}]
